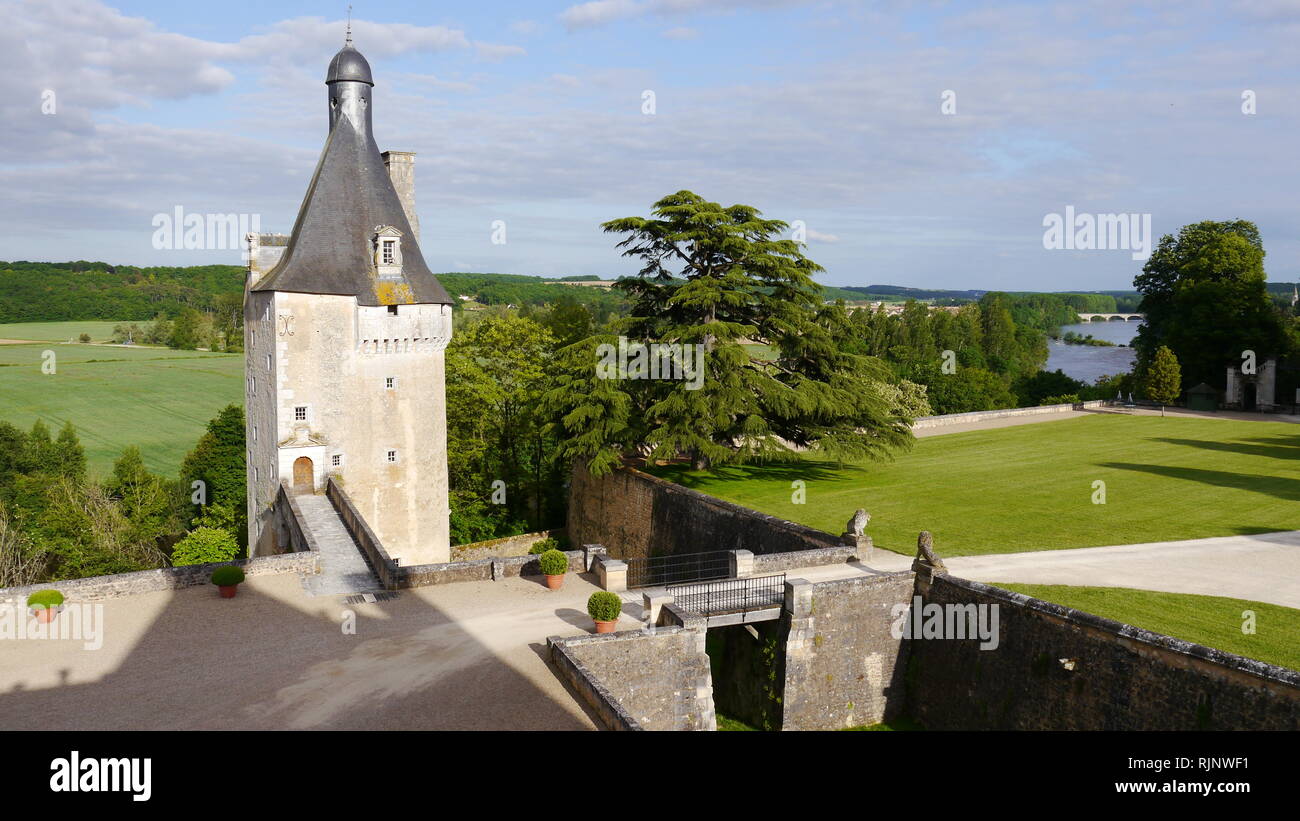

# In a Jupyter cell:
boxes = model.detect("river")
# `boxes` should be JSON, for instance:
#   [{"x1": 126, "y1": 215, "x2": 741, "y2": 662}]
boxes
[{"x1": 1045, "y1": 320, "x2": 1140, "y2": 384}]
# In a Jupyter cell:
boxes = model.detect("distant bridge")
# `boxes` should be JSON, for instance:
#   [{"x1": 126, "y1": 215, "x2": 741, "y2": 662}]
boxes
[{"x1": 1076, "y1": 313, "x2": 1144, "y2": 322}]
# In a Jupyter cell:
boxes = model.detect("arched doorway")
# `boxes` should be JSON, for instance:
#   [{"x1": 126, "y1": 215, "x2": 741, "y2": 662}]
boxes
[
  {"x1": 293, "y1": 456, "x2": 314, "y2": 494},
  {"x1": 1243, "y1": 383, "x2": 1257, "y2": 411}
]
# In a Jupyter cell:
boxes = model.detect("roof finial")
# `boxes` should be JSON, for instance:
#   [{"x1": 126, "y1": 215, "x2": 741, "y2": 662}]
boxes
[{"x1": 345, "y1": 5, "x2": 353, "y2": 47}]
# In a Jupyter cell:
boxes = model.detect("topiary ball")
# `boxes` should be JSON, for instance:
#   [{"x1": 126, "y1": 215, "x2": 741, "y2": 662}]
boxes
[
  {"x1": 587, "y1": 591, "x2": 623, "y2": 622},
  {"x1": 210, "y1": 565, "x2": 246, "y2": 586},
  {"x1": 27, "y1": 589, "x2": 64, "y2": 609},
  {"x1": 537, "y1": 549, "x2": 568, "y2": 576}
]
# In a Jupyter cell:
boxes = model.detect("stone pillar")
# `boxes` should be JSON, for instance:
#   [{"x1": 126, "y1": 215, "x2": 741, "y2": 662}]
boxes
[
  {"x1": 851, "y1": 535, "x2": 873, "y2": 563},
  {"x1": 381, "y1": 151, "x2": 419, "y2": 242},
  {"x1": 1260, "y1": 358, "x2": 1278, "y2": 409},
  {"x1": 597, "y1": 557, "x2": 627, "y2": 592},
  {"x1": 583, "y1": 544, "x2": 607, "y2": 572},
  {"x1": 729, "y1": 549, "x2": 754, "y2": 578},
  {"x1": 780, "y1": 578, "x2": 816, "y2": 731},
  {"x1": 643, "y1": 590, "x2": 674, "y2": 626},
  {"x1": 1225, "y1": 366, "x2": 1240, "y2": 405}
]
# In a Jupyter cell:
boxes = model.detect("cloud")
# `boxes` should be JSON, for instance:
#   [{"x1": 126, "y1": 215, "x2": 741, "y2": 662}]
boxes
[
  {"x1": 806, "y1": 229, "x2": 840, "y2": 243},
  {"x1": 509, "y1": 20, "x2": 544, "y2": 36},
  {"x1": 473, "y1": 42, "x2": 527, "y2": 62},
  {"x1": 662, "y1": 26, "x2": 700, "y2": 39},
  {"x1": 561, "y1": 0, "x2": 643, "y2": 29},
  {"x1": 560, "y1": 0, "x2": 815, "y2": 30}
]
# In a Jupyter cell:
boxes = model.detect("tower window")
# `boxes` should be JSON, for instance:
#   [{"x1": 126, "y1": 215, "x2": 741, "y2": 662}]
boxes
[
  {"x1": 294, "y1": 406, "x2": 308, "y2": 422},
  {"x1": 385, "y1": 376, "x2": 396, "y2": 390},
  {"x1": 265, "y1": 353, "x2": 272, "y2": 370},
  {"x1": 388, "y1": 305, "x2": 398, "y2": 316},
  {"x1": 331, "y1": 454, "x2": 342, "y2": 468},
  {"x1": 386, "y1": 450, "x2": 398, "y2": 463}
]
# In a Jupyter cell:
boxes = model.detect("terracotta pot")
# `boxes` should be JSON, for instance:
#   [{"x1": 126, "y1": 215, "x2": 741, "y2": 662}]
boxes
[
  {"x1": 219, "y1": 584, "x2": 239, "y2": 599},
  {"x1": 32, "y1": 607, "x2": 58, "y2": 624},
  {"x1": 594, "y1": 620, "x2": 617, "y2": 634},
  {"x1": 544, "y1": 574, "x2": 564, "y2": 590}
]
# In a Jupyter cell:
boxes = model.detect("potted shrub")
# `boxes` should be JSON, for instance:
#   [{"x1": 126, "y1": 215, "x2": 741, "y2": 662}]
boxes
[
  {"x1": 27, "y1": 590, "x2": 64, "y2": 624},
  {"x1": 211, "y1": 565, "x2": 246, "y2": 598},
  {"x1": 537, "y1": 549, "x2": 568, "y2": 590},
  {"x1": 587, "y1": 591, "x2": 623, "y2": 633}
]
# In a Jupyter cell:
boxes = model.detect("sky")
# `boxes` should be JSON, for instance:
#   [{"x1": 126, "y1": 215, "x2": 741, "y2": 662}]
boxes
[{"x1": 2, "y1": 0, "x2": 1298, "y2": 291}]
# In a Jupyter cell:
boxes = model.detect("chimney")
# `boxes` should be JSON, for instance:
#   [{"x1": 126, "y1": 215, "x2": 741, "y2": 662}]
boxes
[{"x1": 381, "y1": 151, "x2": 419, "y2": 243}]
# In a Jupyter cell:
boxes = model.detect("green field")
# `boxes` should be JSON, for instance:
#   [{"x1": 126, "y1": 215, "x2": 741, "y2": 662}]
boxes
[
  {"x1": 997, "y1": 584, "x2": 1300, "y2": 671},
  {"x1": 651, "y1": 414, "x2": 1300, "y2": 556},
  {"x1": 0, "y1": 320, "x2": 130, "y2": 343},
  {"x1": 0, "y1": 324, "x2": 242, "y2": 477}
]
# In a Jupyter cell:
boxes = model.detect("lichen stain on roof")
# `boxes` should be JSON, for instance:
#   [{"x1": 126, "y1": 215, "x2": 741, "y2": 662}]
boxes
[{"x1": 375, "y1": 280, "x2": 416, "y2": 305}]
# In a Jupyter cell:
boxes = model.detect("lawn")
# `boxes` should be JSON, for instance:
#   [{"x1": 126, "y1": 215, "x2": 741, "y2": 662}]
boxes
[
  {"x1": 0, "y1": 331, "x2": 242, "y2": 477},
  {"x1": 650, "y1": 414, "x2": 1300, "y2": 556},
  {"x1": 996, "y1": 584, "x2": 1300, "y2": 672},
  {"x1": 0, "y1": 320, "x2": 130, "y2": 343}
]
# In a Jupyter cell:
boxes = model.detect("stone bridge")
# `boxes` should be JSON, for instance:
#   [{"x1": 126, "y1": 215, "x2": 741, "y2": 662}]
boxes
[{"x1": 1076, "y1": 313, "x2": 1144, "y2": 322}]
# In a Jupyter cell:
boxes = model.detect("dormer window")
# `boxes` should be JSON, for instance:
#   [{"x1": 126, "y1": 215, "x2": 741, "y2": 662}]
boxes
[{"x1": 373, "y1": 225, "x2": 404, "y2": 278}]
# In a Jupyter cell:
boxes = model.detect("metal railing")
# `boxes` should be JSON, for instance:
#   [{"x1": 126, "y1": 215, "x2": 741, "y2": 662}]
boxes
[
  {"x1": 667, "y1": 574, "x2": 786, "y2": 617},
  {"x1": 625, "y1": 550, "x2": 731, "y2": 589}
]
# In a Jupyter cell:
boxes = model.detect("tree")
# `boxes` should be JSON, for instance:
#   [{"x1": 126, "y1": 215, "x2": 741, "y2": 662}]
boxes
[
  {"x1": 170, "y1": 527, "x2": 240, "y2": 566},
  {"x1": 180, "y1": 405, "x2": 247, "y2": 550},
  {"x1": 105, "y1": 446, "x2": 181, "y2": 549},
  {"x1": 169, "y1": 307, "x2": 206, "y2": 350},
  {"x1": 545, "y1": 190, "x2": 912, "y2": 474},
  {"x1": 1134, "y1": 220, "x2": 1292, "y2": 389},
  {"x1": 447, "y1": 314, "x2": 560, "y2": 531},
  {"x1": 910, "y1": 364, "x2": 1018, "y2": 415},
  {"x1": 1145, "y1": 345, "x2": 1182, "y2": 414},
  {"x1": 52, "y1": 421, "x2": 86, "y2": 481}
]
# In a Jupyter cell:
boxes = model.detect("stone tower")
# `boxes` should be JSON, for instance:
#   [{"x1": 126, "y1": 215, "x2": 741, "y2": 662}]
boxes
[{"x1": 243, "y1": 37, "x2": 453, "y2": 565}]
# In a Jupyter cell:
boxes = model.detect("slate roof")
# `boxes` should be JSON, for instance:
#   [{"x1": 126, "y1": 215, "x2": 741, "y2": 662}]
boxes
[{"x1": 252, "y1": 50, "x2": 450, "y2": 306}]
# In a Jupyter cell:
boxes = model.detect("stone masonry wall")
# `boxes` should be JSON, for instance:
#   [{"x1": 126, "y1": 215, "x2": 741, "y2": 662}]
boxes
[
  {"x1": 779, "y1": 572, "x2": 916, "y2": 730},
  {"x1": 549, "y1": 624, "x2": 716, "y2": 731},
  {"x1": 568, "y1": 462, "x2": 846, "y2": 561},
  {"x1": 908, "y1": 575, "x2": 1300, "y2": 730}
]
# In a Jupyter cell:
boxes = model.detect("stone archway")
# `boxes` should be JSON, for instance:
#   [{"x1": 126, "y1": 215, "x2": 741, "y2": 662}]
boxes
[{"x1": 293, "y1": 456, "x2": 314, "y2": 494}]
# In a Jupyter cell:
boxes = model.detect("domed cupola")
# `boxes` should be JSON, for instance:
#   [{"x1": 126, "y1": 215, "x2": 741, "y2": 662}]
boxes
[{"x1": 326, "y1": 44, "x2": 373, "y2": 86}]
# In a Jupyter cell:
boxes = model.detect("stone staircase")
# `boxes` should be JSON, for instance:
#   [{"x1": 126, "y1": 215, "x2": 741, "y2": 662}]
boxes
[{"x1": 293, "y1": 494, "x2": 384, "y2": 597}]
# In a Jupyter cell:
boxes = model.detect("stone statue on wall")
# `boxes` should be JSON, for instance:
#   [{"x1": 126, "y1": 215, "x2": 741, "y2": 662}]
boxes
[
  {"x1": 840, "y1": 508, "x2": 874, "y2": 561},
  {"x1": 845, "y1": 508, "x2": 870, "y2": 537},
  {"x1": 915, "y1": 531, "x2": 946, "y2": 571}
]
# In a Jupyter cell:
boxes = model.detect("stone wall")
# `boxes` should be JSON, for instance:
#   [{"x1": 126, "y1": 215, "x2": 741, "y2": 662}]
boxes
[
  {"x1": 907, "y1": 575, "x2": 1300, "y2": 730},
  {"x1": 0, "y1": 551, "x2": 319, "y2": 604},
  {"x1": 779, "y1": 572, "x2": 916, "y2": 730},
  {"x1": 328, "y1": 477, "x2": 583, "y2": 589},
  {"x1": 911, "y1": 400, "x2": 1107, "y2": 430},
  {"x1": 451, "y1": 528, "x2": 567, "y2": 563},
  {"x1": 548, "y1": 623, "x2": 716, "y2": 731},
  {"x1": 568, "y1": 462, "x2": 848, "y2": 561}
]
